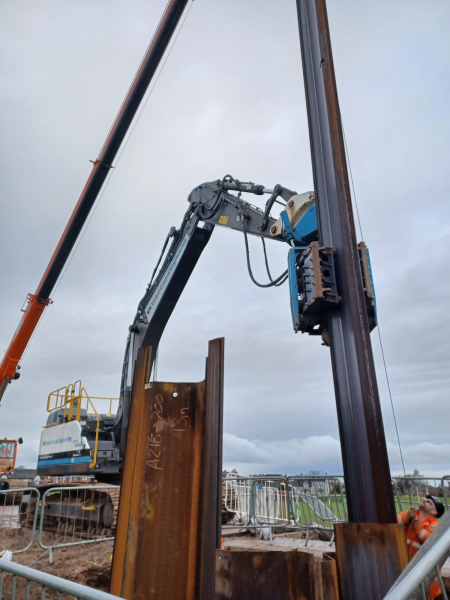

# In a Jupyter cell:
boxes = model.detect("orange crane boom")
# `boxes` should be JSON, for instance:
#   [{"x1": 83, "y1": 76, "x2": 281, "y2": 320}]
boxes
[
  {"x1": 0, "y1": 0, "x2": 192, "y2": 404},
  {"x1": 0, "y1": 294, "x2": 51, "y2": 397}
]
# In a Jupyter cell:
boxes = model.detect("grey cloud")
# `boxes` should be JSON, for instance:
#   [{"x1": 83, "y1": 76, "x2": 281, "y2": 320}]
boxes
[{"x1": 223, "y1": 433, "x2": 450, "y2": 478}]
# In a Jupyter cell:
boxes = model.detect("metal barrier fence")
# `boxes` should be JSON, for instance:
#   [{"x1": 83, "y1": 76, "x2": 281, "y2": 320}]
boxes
[
  {"x1": 223, "y1": 474, "x2": 347, "y2": 531},
  {"x1": 38, "y1": 486, "x2": 120, "y2": 550},
  {"x1": 0, "y1": 558, "x2": 123, "y2": 600},
  {"x1": 224, "y1": 474, "x2": 450, "y2": 531},
  {"x1": 1, "y1": 476, "x2": 448, "y2": 556},
  {"x1": 391, "y1": 476, "x2": 450, "y2": 513},
  {"x1": 0, "y1": 489, "x2": 40, "y2": 555}
]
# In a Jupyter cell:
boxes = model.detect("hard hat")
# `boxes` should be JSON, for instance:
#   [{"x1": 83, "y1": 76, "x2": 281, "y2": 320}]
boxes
[{"x1": 426, "y1": 495, "x2": 445, "y2": 519}]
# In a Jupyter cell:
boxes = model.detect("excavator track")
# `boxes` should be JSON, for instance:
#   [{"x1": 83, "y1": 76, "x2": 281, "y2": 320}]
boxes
[{"x1": 20, "y1": 482, "x2": 120, "y2": 538}]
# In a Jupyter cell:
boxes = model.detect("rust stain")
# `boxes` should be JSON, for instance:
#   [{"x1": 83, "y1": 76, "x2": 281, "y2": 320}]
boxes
[
  {"x1": 215, "y1": 549, "x2": 318, "y2": 600},
  {"x1": 111, "y1": 378, "x2": 207, "y2": 600},
  {"x1": 110, "y1": 347, "x2": 152, "y2": 596},
  {"x1": 335, "y1": 522, "x2": 408, "y2": 600},
  {"x1": 252, "y1": 554, "x2": 263, "y2": 568},
  {"x1": 110, "y1": 339, "x2": 224, "y2": 600},
  {"x1": 321, "y1": 560, "x2": 339, "y2": 600}
]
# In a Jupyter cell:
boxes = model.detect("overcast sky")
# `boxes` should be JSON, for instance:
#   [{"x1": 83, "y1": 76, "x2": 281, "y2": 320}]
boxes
[{"x1": 1, "y1": 0, "x2": 449, "y2": 478}]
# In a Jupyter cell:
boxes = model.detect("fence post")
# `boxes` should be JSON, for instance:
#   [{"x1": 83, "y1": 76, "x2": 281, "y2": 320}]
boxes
[{"x1": 441, "y1": 476, "x2": 450, "y2": 510}]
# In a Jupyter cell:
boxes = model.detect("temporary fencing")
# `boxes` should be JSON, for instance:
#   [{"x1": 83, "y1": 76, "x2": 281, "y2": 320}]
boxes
[
  {"x1": 223, "y1": 474, "x2": 347, "y2": 531},
  {"x1": 1, "y1": 475, "x2": 449, "y2": 558},
  {"x1": 38, "y1": 485, "x2": 120, "y2": 550},
  {"x1": 0, "y1": 489, "x2": 40, "y2": 555},
  {"x1": 0, "y1": 484, "x2": 120, "y2": 560},
  {"x1": 391, "y1": 476, "x2": 450, "y2": 513},
  {"x1": 224, "y1": 474, "x2": 450, "y2": 531}
]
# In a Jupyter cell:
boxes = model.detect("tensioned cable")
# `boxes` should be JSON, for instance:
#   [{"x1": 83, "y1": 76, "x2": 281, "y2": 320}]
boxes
[
  {"x1": 51, "y1": 0, "x2": 194, "y2": 300},
  {"x1": 342, "y1": 120, "x2": 408, "y2": 484},
  {"x1": 96, "y1": 0, "x2": 171, "y2": 160}
]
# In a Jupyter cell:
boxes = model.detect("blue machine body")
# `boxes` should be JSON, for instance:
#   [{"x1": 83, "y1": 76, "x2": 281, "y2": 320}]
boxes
[
  {"x1": 281, "y1": 204, "x2": 319, "y2": 332},
  {"x1": 280, "y1": 205, "x2": 318, "y2": 246},
  {"x1": 285, "y1": 202, "x2": 377, "y2": 333},
  {"x1": 364, "y1": 244, "x2": 377, "y2": 320}
]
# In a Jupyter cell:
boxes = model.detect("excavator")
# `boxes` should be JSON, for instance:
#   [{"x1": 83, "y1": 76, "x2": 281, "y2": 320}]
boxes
[{"x1": 36, "y1": 175, "x2": 376, "y2": 484}]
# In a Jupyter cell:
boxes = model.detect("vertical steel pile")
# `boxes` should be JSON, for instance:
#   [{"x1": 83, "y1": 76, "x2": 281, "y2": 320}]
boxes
[
  {"x1": 110, "y1": 339, "x2": 224, "y2": 600},
  {"x1": 295, "y1": 0, "x2": 395, "y2": 527},
  {"x1": 295, "y1": 0, "x2": 408, "y2": 597}
]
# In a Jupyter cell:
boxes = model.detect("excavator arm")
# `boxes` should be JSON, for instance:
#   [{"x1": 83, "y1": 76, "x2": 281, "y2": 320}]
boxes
[
  {"x1": 114, "y1": 177, "x2": 297, "y2": 456},
  {"x1": 35, "y1": 174, "x2": 376, "y2": 482}
]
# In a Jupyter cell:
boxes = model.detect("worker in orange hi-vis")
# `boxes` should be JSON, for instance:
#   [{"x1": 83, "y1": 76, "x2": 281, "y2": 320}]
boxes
[{"x1": 398, "y1": 495, "x2": 445, "y2": 599}]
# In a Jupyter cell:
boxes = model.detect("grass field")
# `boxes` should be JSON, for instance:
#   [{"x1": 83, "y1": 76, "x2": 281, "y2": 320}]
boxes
[{"x1": 249, "y1": 493, "x2": 447, "y2": 529}]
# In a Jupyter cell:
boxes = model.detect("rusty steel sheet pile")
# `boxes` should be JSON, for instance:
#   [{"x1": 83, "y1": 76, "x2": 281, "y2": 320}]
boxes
[
  {"x1": 110, "y1": 339, "x2": 224, "y2": 600},
  {"x1": 215, "y1": 549, "x2": 339, "y2": 600},
  {"x1": 335, "y1": 523, "x2": 409, "y2": 600}
]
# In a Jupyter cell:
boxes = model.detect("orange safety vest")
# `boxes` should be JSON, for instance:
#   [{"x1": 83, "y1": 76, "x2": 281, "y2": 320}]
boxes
[{"x1": 398, "y1": 510, "x2": 441, "y2": 599}]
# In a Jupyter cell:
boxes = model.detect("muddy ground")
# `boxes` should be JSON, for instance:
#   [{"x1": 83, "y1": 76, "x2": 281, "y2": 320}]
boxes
[
  {"x1": 0, "y1": 530, "x2": 113, "y2": 599},
  {"x1": 0, "y1": 527, "x2": 331, "y2": 598},
  {"x1": 1, "y1": 526, "x2": 450, "y2": 598}
]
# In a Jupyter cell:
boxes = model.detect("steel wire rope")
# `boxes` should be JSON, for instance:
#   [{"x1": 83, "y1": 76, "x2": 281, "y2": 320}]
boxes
[
  {"x1": 96, "y1": 0, "x2": 172, "y2": 160},
  {"x1": 19, "y1": 2, "x2": 195, "y2": 366},
  {"x1": 341, "y1": 120, "x2": 409, "y2": 490}
]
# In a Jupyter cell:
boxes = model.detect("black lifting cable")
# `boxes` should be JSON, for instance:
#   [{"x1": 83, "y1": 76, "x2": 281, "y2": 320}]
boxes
[{"x1": 242, "y1": 219, "x2": 288, "y2": 288}]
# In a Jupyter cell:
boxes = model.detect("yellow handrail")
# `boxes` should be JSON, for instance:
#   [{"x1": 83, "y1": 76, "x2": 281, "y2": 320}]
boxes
[
  {"x1": 81, "y1": 387, "x2": 99, "y2": 469},
  {"x1": 45, "y1": 381, "x2": 118, "y2": 469}
]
